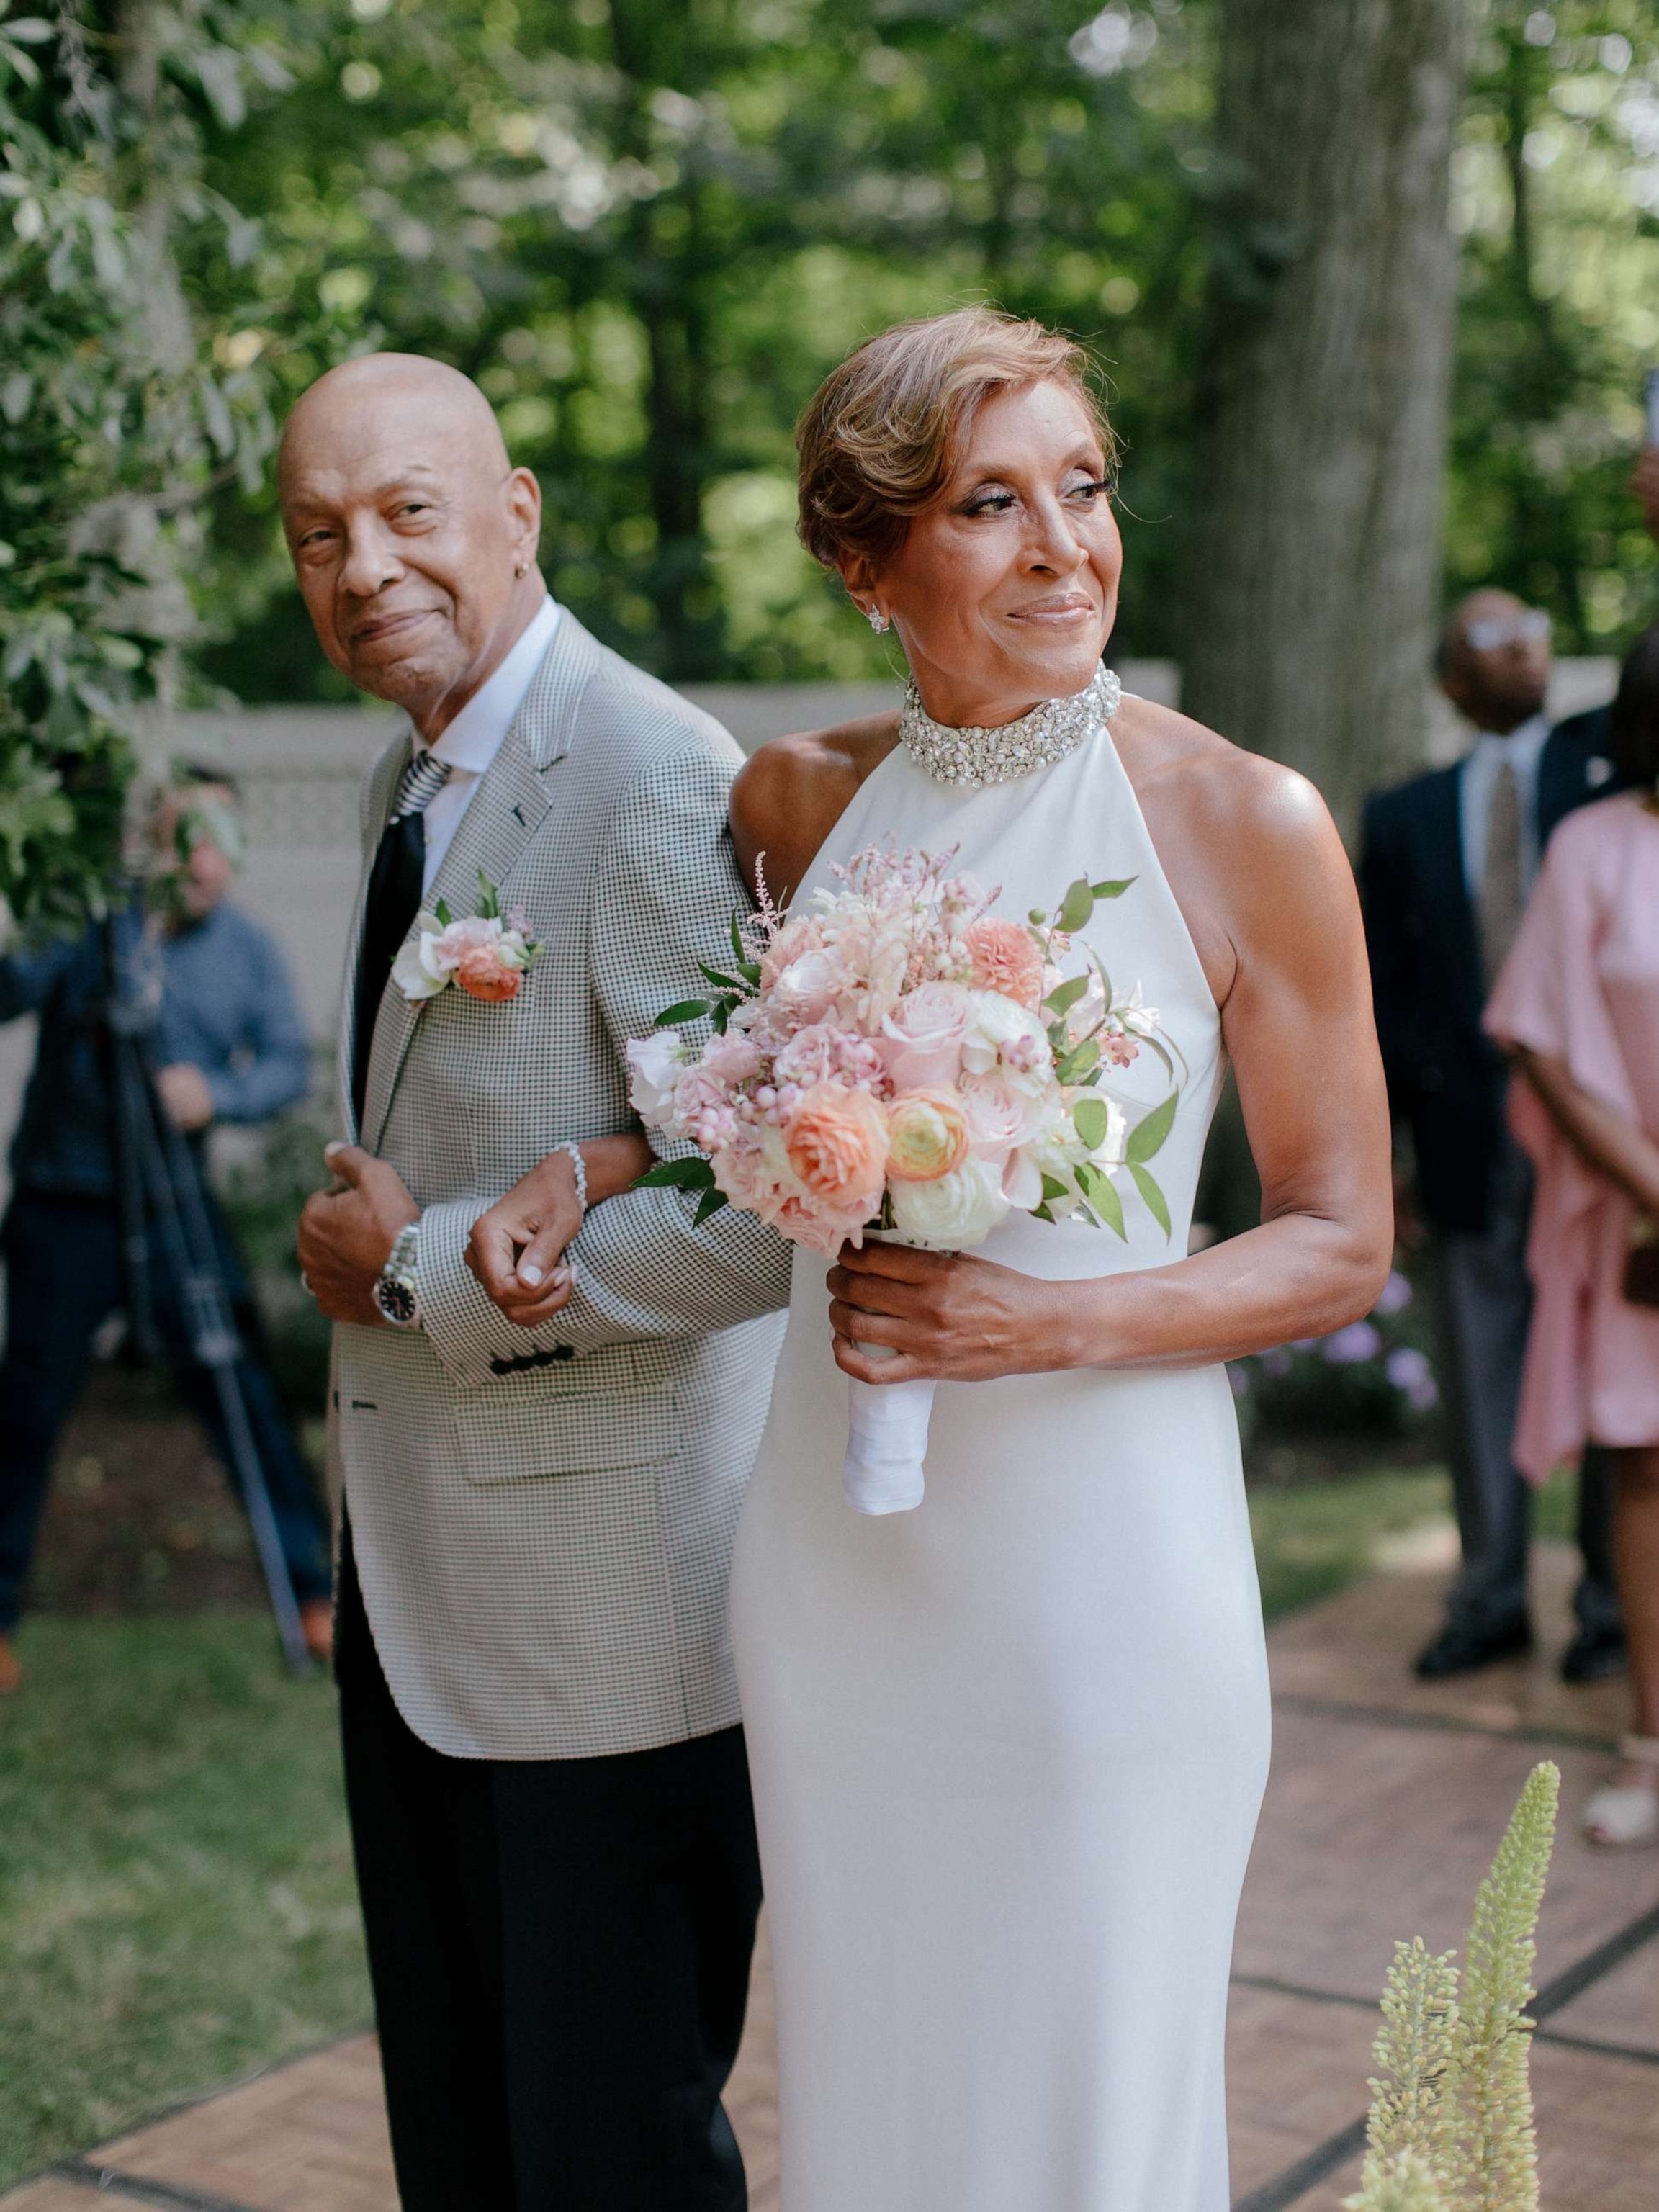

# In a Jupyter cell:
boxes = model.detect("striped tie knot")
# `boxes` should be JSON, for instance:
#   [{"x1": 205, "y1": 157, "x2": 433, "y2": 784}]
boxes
[{"x1": 393, "y1": 750, "x2": 451, "y2": 820}]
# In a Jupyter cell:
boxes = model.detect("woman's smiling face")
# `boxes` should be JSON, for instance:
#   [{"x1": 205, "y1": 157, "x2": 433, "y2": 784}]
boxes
[{"x1": 850, "y1": 378, "x2": 1122, "y2": 729}]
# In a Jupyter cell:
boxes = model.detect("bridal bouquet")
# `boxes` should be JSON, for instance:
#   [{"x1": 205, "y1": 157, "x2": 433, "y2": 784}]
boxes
[{"x1": 627, "y1": 843, "x2": 1179, "y2": 1514}]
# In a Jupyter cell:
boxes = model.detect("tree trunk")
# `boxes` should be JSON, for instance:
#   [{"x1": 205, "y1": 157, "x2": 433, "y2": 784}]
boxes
[{"x1": 1179, "y1": 0, "x2": 1469, "y2": 837}]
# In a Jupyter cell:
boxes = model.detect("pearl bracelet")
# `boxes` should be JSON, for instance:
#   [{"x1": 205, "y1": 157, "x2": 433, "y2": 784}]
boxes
[{"x1": 558, "y1": 1141, "x2": 589, "y2": 1215}]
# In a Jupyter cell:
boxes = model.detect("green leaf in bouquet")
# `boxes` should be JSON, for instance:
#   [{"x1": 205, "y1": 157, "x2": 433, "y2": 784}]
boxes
[
  {"x1": 1056, "y1": 1038, "x2": 1100, "y2": 1084},
  {"x1": 1078, "y1": 1161, "x2": 1127, "y2": 1239},
  {"x1": 433, "y1": 898, "x2": 453, "y2": 927},
  {"x1": 693, "y1": 1189, "x2": 730, "y2": 1226},
  {"x1": 1045, "y1": 973, "x2": 1091, "y2": 1017},
  {"x1": 476, "y1": 870, "x2": 501, "y2": 920},
  {"x1": 697, "y1": 963, "x2": 747, "y2": 992},
  {"x1": 637, "y1": 1156, "x2": 716, "y2": 1190},
  {"x1": 1090, "y1": 877, "x2": 1136, "y2": 899},
  {"x1": 1056, "y1": 876, "x2": 1095, "y2": 934},
  {"x1": 1032, "y1": 1203, "x2": 1055, "y2": 1223},
  {"x1": 1130, "y1": 1164, "x2": 1172, "y2": 1238},
  {"x1": 653, "y1": 998, "x2": 711, "y2": 1028},
  {"x1": 1039, "y1": 1173, "x2": 1071, "y2": 1205},
  {"x1": 1071, "y1": 1095, "x2": 1110, "y2": 1153},
  {"x1": 729, "y1": 908, "x2": 747, "y2": 966},
  {"x1": 1125, "y1": 1090, "x2": 1178, "y2": 1164}
]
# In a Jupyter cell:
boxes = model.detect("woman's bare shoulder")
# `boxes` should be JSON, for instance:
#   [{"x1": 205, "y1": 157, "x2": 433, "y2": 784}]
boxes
[
  {"x1": 731, "y1": 713, "x2": 901, "y2": 904},
  {"x1": 1110, "y1": 694, "x2": 1353, "y2": 1004},
  {"x1": 1116, "y1": 696, "x2": 1340, "y2": 873}
]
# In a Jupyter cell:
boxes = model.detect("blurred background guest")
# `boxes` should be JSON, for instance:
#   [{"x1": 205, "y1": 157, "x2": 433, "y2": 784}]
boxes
[
  {"x1": 1360, "y1": 587, "x2": 1628, "y2": 1683},
  {"x1": 1485, "y1": 624, "x2": 1659, "y2": 1845},
  {"x1": 0, "y1": 770, "x2": 332, "y2": 1695}
]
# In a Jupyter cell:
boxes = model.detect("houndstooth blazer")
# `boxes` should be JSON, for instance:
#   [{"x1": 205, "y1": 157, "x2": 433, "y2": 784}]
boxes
[{"x1": 328, "y1": 610, "x2": 791, "y2": 1761}]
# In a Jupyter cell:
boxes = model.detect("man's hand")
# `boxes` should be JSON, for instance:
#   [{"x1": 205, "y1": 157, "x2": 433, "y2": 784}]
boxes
[
  {"x1": 1632, "y1": 447, "x2": 1659, "y2": 543},
  {"x1": 297, "y1": 1142, "x2": 418, "y2": 1326},
  {"x1": 156, "y1": 1062, "x2": 215, "y2": 1133},
  {"x1": 465, "y1": 1151, "x2": 583, "y2": 1329}
]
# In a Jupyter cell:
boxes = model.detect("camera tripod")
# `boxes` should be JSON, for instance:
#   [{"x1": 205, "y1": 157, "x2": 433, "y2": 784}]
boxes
[{"x1": 101, "y1": 914, "x2": 313, "y2": 1678}]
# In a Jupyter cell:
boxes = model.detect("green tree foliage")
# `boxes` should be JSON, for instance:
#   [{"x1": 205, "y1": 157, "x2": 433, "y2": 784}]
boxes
[
  {"x1": 197, "y1": 0, "x2": 1217, "y2": 693},
  {"x1": 1450, "y1": 1, "x2": 1659, "y2": 649},
  {"x1": 0, "y1": 0, "x2": 285, "y2": 938}
]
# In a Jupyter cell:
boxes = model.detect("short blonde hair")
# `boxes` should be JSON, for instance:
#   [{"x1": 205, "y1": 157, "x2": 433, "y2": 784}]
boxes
[{"x1": 796, "y1": 306, "x2": 1116, "y2": 572}]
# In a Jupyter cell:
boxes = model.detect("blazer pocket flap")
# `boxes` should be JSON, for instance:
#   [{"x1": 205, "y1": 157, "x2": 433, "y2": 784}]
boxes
[{"x1": 451, "y1": 1377, "x2": 679, "y2": 1485}]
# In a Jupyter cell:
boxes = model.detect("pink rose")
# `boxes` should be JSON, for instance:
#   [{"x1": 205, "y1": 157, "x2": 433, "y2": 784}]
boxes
[
  {"x1": 886, "y1": 1090, "x2": 971, "y2": 1182},
  {"x1": 878, "y1": 981, "x2": 972, "y2": 1093},
  {"x1": 964, "y1": 917, "x2": 1047, "y2": 1011},
  {"x1": 783, "y1": 1082, "x2": 889, "y2": 1215},
  {"x1": 456, "y1": 942, "x2": 524, "y2": 1002},
  {"x1": 959, "y1": 1071, "x2": 1048, "y2": 1163},
  {"x1": 701, "y1": 1033, "x2": 763, "y2": 1087}
]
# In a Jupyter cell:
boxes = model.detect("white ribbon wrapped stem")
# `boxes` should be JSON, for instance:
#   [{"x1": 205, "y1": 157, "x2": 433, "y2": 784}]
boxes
[{"x1": 842, "y1": 1357, "x2": 935, "y2": 1514}]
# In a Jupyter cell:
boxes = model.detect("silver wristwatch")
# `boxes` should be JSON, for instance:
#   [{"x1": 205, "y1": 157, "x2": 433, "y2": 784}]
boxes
[{"x1": 374, "y1": 1220, "x2": 421, "y2": 1330}]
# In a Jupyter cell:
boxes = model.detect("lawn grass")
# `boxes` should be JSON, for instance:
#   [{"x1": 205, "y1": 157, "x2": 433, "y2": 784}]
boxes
[
  {"x1": 0, "y1": 1615, "x2": 368, "y2": 2189},
  {"x1": 0, "y1": 1455, "x2": 1575, "y2": 2187}
]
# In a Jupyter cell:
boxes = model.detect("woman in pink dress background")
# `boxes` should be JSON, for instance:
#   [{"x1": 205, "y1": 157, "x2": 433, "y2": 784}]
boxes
[{"x1": 1485, "y1": 619, "x2": 1659, "y2": 1845}]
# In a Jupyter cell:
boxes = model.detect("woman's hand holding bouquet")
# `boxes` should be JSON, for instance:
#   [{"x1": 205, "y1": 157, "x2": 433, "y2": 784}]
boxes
[{"x1": 628, "y1": 844, "x2": 1180, "y2": 1513}]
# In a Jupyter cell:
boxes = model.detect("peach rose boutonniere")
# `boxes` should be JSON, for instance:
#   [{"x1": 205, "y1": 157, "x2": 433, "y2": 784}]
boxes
[{"x1": 391, "y1": 871, "x2": 541, "y2": 1005}]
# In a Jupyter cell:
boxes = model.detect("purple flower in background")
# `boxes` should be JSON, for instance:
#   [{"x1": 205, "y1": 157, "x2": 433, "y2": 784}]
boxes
[
  {"x1": 1261, "y1": 1346, "x2": 1292, "y2": 1380},
  {"x1": 1321, "y1": 1321, "x2": 1382, "y2": 1366},
  {"x1": 1386, "y1": 1345, "x2": 1439, "y2": 1412},
  {"x1": 1374, "y1": 1270, "x2": 1413, "y2": 1316}
]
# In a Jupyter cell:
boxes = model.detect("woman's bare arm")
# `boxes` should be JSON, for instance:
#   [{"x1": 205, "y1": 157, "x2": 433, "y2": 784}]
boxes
[
  {"x1": 1511, "y1": 1046, "x2": 1659, "y2": 1217},
  {"x1": 828, "y1": 737, "x2": 1395, "y2": 1382}
]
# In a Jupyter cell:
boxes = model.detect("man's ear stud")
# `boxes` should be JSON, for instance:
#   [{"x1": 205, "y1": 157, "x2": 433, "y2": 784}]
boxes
[{"x1": 514, "y1": 561, "x2": 528, "y2": 578}]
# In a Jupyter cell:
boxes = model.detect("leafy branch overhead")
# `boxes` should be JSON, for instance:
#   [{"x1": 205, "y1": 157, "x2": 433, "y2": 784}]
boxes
[{"x1": 0, "y1": 0, "x2": 288, "y2": 940}]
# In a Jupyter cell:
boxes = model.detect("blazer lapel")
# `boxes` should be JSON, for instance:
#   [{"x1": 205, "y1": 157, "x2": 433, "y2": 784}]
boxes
[
  {"x1": 1419, "y1": 764, "x2": 1485, "y2": 1028},
  {"x1": 357, "y1": 614, "x2": 604, "y2": 1156}
]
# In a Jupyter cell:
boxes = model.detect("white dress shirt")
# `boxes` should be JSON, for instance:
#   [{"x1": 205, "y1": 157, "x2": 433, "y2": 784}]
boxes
[
  {"x1": 1458, "y1": 711, "x2": 1551, "y2": 903},
  {"x1": 416, "y1": 595, "x2": 560, "y2": 891}
]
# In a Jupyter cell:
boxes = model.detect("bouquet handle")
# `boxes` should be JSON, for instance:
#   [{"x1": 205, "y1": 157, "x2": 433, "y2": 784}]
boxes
[{"x1": 842, "y1": 1352, "x2": 935, "y2": 1515}]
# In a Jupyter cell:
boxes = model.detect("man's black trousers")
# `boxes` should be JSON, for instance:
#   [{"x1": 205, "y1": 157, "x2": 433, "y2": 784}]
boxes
[{"x1": 334, "y1": 1531, "x2": 763, "y2": 2212}]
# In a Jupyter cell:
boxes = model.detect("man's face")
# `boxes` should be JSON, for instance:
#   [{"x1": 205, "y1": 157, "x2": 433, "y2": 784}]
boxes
[
  {"x1": 153, "y1": 786, "x2": 238, "y2": 920},
  {"x1": 1442, "y1": 590, "x2": 1551, "y2": 733},
  {"x1": 278, "y1": 374, "x2": 541, "y2": 737}
]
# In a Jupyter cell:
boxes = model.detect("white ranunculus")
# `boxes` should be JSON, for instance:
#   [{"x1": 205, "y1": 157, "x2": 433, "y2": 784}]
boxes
[
  {"x1": 959, "y1": 989, "x2": 1050, "y2": 1080},
  {"x1": 889, "y1": 1156, "x2": 1010, "y2": 1251},
  {"x1": 626, "y1": 1030, "x2": 691, "y2": 1130},
  {"x1": 390, "y1": 929, "x2": 449, "y2": 1001}
]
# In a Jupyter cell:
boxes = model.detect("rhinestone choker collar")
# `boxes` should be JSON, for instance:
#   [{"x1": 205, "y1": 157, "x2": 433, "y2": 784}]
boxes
[{"x1": 898, "y1": 662, "x2": 1122, "y2": 791}]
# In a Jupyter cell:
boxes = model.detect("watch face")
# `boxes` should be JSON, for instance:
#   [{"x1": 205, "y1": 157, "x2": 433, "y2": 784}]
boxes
[{"x1": 377, "y1": 1277, "x2": 418, "y2": 1326}]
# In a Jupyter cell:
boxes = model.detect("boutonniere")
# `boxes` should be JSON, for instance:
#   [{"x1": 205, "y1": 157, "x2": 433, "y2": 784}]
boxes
[{"x1": 392, "y1": 871, "x2": 541, "y2": 1004}]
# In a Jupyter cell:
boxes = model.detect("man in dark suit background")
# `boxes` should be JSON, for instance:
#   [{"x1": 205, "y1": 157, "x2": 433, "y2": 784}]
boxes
[{"x1": 1361, "y1": 590, "x2": 1625, "y2": 1682}]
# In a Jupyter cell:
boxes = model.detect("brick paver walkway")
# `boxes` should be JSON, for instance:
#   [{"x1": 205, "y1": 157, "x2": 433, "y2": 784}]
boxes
[{"x1": 6, "y1": 1540, "x2": 1655, "y2": 2211}]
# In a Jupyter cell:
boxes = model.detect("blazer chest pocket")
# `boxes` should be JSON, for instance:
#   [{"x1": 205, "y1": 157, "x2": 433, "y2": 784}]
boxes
[{"x1": 451, "y1": 1373, "x2": 680, "y2": 1485}]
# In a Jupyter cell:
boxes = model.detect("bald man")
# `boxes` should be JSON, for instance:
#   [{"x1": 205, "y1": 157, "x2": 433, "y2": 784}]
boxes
[
  {"x1": 282, "y1": 355, "x2": 791, "y2": 2211},
  {"x1": 1360, "y1": 590, "x2": 1626, "y2": 1686}
]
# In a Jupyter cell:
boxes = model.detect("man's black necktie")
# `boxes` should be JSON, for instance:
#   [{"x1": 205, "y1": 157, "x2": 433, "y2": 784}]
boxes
[{"x1": 352, "y1": 750, "x2": 451, "y2": 1126}]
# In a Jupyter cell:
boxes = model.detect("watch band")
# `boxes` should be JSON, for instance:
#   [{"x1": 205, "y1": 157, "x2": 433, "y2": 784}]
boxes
[
  {"x1": 557, "y1": 1142, "x2": 589, "y2": 1215},
  {"x1": 374, "y1": 1220, "x2": 421, "y2": 1329}
]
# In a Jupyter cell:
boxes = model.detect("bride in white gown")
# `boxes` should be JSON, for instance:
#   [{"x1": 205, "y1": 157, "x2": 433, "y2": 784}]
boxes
[{"x1": 727, "y1": 308, "x2": 1394, "y2": 2211}]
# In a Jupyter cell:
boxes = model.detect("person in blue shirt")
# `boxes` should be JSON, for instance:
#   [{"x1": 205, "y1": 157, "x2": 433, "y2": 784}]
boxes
[{"x1": 0, "y1": 769, "x2": 333, "y2": 1693}]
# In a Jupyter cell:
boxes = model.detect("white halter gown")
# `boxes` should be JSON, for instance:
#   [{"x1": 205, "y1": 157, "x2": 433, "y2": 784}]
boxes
[{"x1": 728, "y1": 703, "x2": 1272, "y2": 2211}]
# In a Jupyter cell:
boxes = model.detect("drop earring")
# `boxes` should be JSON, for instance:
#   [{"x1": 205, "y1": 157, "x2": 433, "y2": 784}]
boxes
[{"x1": 866, "y1": 605, "x2": 890, "y2": 635}]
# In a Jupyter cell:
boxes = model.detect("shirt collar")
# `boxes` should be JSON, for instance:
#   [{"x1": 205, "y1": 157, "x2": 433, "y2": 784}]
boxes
[
  {"x1": 421, "y1": 595, "x2": 560, "y2": 775},
  {"x1": 1469, "y1": 710, "x2": 1551, "y2": 773}
]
